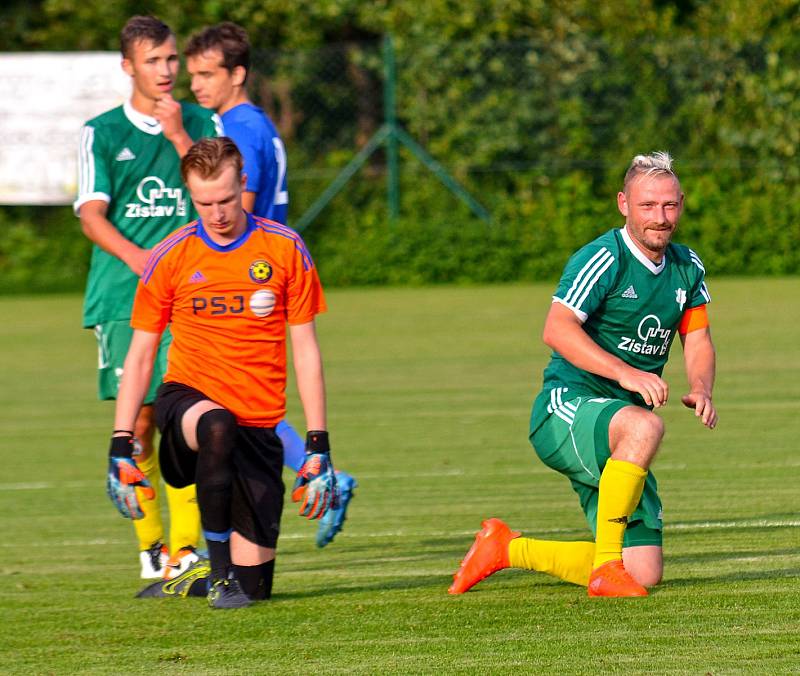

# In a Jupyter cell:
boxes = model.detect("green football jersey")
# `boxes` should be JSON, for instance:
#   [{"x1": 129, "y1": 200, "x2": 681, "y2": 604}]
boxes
[
  {"x1": 539, "y1": 226, "x2": 710, "y2": 408},
  {"x1": 75, "y1": 100, "x2": 221, "y2": 326}
]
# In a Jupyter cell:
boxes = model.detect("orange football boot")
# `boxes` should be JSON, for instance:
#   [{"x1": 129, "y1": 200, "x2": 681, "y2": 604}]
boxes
[
  {"x1": 587, "y1": 560, "x2": 648, "y2": 597},
  {"x1": 448, "y1": 518, "x2": 521, "y2": 594}
]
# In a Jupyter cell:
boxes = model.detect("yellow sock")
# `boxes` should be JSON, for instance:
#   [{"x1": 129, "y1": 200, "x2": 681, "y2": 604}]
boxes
[
  {"x1": 593, "y1": 458, "x2": 647, "y2": 568},
  {"x1": 165, "y1": 483, "x2": 200, "y2": 554},
  {"x1": 132, "y1": 450, "x2": 164, "y2": 551},
  {"x1": 508, "y1": 537, "x2": 595, "y2": 586}
]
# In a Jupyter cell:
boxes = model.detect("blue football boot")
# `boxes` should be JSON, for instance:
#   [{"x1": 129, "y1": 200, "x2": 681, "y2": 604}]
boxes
[{"x1": 207, "y1": 574, "x2": 253, "y2": 609}]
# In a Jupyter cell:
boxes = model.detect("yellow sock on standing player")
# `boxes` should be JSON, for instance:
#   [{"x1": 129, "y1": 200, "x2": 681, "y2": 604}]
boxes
[
  {"x1": 593, "y1": 458, "x2": 647, "y2": 568},
  {"x1": 165, "y1": 483, "x2": 200, "y2": 554},
  {"x1": 132, "y1": 449, "x2": 164, "y2": 551},
  {"x1": 508, "y1": 537, "x2": 595, "y2": 586}
]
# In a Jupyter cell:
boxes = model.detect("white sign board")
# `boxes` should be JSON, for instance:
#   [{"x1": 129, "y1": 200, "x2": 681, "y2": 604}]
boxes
[{"x1": 0, "y1": 52, "x2": 130, "y2": 205}]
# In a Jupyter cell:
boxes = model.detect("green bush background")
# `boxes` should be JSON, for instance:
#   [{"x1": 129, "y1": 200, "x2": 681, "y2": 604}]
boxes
[{"x1": 1, "y1": 0, "x2": 798, "y2": 292}]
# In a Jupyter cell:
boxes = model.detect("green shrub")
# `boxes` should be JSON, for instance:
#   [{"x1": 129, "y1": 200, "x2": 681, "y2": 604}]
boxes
[
  {"x1": 3, "y1": 167, "x2": 797, "y2": 295},
  {"x1": 0, "y1": 207, "x2": 89, "y2": 294}
]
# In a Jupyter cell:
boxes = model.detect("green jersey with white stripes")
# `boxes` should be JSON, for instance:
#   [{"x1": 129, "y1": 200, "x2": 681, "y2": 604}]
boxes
[
  {"x1": 75, "y1": 100, "x2": 221, "y2": 326},
  {"x1": 537, "y1": 226, "x2": 710, "y2": 412}
]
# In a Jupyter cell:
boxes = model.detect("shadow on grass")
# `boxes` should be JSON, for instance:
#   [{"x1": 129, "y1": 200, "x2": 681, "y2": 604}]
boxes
[
  {"x1": 273, "y1": 563, "x2": 577, "y2": 601},
  {"x1": 276, "y1": 550, "x2": 799, "y2": 600},
  {"x1": 273, "y1": 573, "x2": 452, "y2": 600}
]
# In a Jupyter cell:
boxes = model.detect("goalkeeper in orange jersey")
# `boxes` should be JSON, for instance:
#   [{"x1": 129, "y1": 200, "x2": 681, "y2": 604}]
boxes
[
  {"x1": 449, "y1": 151, "x2": 717, "y2": 597},
  {"x1": 106, "y1": 136, "x2": 338, "y2": 608},
  {"x1": 185, "y1": 21, "x2": 357, "y2": 548}
]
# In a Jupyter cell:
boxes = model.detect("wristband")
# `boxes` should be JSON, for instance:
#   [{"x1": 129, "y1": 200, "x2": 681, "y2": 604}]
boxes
[
  {"x1": 305, "y1": 430, "x2": 330, "y2": 453},
  {"x1": 109, "y1": 435, "x2": 135, "y2": 458}
]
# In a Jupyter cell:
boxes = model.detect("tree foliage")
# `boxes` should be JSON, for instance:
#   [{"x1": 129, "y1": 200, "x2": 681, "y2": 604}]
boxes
[{"x1": 0, "y1": 0, "x2": 798, "y2": 291}]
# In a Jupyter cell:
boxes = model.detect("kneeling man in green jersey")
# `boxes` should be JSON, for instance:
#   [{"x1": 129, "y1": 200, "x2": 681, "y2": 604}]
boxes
[{"x1": 450, "y1": 151, "x2": 717, "y2": 597}]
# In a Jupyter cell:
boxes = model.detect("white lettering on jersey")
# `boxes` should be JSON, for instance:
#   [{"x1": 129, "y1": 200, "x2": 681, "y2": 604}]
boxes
[
  {"x1": 124, "y1": 176, "x2": 186, "y2": 218},
  {"x1": 125, "y1": 204, "x2": 177, "y2": 217},
  {"x1": 617, "y1": 314, "x2": 672, "y2": 356},
  {"x1": 272, "y1": 138, "x2": 288, "y2": 206}
]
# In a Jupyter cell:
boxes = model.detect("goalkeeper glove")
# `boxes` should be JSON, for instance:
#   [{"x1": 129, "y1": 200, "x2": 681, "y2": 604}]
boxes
[
  {"x1": 291, "y1": 431, "x2": 339, "y2": 520},
  {"x1": 106, "y1": 434, "x2": 154, "y2": 520}
]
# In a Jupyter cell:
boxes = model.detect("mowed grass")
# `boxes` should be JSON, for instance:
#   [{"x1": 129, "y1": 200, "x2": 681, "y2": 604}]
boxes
[{"x1": 1, "y1": 279, "x2": 799, "y2": 674}]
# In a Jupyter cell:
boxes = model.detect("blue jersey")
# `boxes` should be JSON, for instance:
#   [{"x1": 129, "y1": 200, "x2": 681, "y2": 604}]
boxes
[{"x1": 221, "y1": 103, "x2": 288, "y2": 224}]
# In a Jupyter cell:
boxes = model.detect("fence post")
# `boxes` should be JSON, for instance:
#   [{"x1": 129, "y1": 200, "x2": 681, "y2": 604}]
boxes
[
  {"x1": 293, "y1": 34, "x2": 491, "y2": 230},
  {"x1": 383, "y1": 34, "x2": 400, "y2": 222}
]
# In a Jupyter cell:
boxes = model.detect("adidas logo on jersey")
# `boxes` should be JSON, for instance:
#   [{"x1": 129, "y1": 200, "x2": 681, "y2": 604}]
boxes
[
  {"x1": 116, "y1": 147, "x2": 136, "y2": 162},
  {"x1": 189, "y1": 271, "x2": 207, "y2": 284},
  {"x1": 621, "y1": 285, "x2": 638, "y2": 299}
]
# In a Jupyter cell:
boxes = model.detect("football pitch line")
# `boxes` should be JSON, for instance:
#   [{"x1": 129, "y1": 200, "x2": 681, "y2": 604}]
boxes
[
  {"x1": 3, "y1": 454, "x2": 799, "y2": 491},
  {"x1": 1, "y1": 517, "x2": 797, "y2": 549}
]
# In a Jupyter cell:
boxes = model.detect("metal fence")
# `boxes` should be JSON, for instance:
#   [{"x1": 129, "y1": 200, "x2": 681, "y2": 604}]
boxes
[
  {"x1": 1, "y1": 33, "x2": 797, "y2": 292},
  {"x1": 245, "y1": 33, "x2": 797, "y2": 229}
]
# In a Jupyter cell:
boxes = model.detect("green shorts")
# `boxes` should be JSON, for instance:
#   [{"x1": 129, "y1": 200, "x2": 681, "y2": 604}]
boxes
[
  {"x1": 530, "y1": 390, "x2": 663, "y2": 547},
  {"x1": 93, "y1": 321, "x2": 171, "y2": 405}
]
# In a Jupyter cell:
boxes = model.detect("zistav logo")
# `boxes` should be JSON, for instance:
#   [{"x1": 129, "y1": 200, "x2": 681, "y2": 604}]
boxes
[
  {"x1": 125, "y1": 176, "x2": 187, "y2": 218},
  {"x1": 617, "y1": 314, "x2": 672, "y2": 356}
]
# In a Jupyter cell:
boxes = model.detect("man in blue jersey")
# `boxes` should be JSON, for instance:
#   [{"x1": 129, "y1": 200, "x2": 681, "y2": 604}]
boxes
[{"x1": 185, "y1": 22, "x2": 357, "y2": 547}]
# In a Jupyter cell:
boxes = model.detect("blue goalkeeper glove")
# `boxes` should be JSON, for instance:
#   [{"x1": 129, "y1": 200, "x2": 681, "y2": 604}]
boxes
[
  {"x1": 106, "y1": 434, "x2": 154, "y2": 520},
  {"x1": 291, "y1": 431, "x2": 340, "y2": 520}
]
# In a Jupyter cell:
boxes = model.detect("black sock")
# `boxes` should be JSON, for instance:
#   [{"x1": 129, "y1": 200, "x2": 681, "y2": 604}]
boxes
[
  {"x1": 233, "y1": 559, "x2": 275, "y2": 600},
  {"x1": 233, "y1": 563, "x2": 261, "y2": 598},
  {"x1": 195, "y1": 409, "x2": 237, "y2": 579},
  {"x1": 259, "y1": 559, "x2": 275, "y2": 599},
  {"x1": 207, "y1": 540, "x2": 232, "y2": 581}
]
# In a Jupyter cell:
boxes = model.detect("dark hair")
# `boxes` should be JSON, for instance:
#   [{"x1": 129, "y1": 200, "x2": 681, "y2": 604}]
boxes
[
  {"x1": 120, "y1": 15, "x2": 173, "y2": 58},
  {"x1": 184, "y1": 22, "x2": 250, "y2": 79},
  {"x1": 181, "y1": 137, "x2": 243, "y2": 184}
]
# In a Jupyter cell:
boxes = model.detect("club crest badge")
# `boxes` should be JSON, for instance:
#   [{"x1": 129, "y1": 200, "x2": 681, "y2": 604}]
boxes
[
  {"x1": 675, "y1": 288, "x2": 687, "y2": 311},
  {"x1": 249, "y1": 260, "x2": 273, "y2": 284}
]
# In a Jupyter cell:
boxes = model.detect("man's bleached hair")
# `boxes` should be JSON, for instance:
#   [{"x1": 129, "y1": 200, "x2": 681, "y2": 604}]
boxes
[{"x1": 623, "y1": 151, "x2": 678, "y2": 192}]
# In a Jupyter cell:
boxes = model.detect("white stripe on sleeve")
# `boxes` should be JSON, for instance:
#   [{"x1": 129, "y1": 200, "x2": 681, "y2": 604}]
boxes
[
  {"x1": 563, "y1": 248, "x2": 610, "y2": 306},
  {"x1": 572, "y1": 253, "x2": 615, "y2": 311},
  {"x1": 689, "y1": 249, "x2": 706, "y2": 273},
  {"x1": 78, "y1": 125, "x2": 95, "y2": 197}
]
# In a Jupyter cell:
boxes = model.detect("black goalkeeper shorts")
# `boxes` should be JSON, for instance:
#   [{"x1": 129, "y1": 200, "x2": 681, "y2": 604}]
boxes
[{"x1": 154, "y1": 381, "x2": 285, "y2": 548}]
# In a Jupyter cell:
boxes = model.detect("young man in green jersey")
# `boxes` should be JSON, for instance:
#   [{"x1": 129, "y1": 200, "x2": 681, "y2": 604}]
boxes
[
  {"x1": 449, "y1": 151, "x2": 717, "y2": 598},
  {"x1": 74, "y1": 15, "x2": 221, "y2": 581}
]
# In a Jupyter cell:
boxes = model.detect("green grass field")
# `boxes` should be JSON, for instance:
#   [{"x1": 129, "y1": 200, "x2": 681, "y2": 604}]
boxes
[{"x1": 1, "y1": 280, "x2": 799, "y2": 674}]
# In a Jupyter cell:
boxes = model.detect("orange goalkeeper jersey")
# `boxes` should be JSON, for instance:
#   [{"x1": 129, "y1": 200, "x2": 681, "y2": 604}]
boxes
[{"x1": 132, "y1": 213, "x2": 326, "y2": 426}]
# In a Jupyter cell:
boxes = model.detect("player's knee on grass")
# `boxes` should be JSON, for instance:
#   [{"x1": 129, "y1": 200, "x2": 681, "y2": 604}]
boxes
[
  {"x1": 623, "y1": 545, "x2": 663, "y2": 587},
  {"x1": 609, "y1": 407, "x2": 665, "y2": 468}
]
